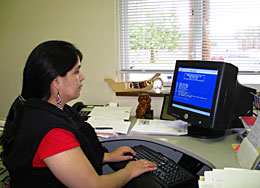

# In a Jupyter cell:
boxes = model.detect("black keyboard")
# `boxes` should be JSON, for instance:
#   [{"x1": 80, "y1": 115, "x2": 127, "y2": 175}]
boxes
[{"x1": 131, "y1": 145, "x2": 197, "y2": 188}]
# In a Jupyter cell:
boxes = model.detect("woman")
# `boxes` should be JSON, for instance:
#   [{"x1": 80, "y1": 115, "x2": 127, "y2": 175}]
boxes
[{"x1": 0, "y1": 40, "x2": 157, "y2": 187}]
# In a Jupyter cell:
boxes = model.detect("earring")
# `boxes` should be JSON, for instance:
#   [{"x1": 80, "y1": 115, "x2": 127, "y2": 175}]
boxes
[{"x1": 56, "y1": 90, "x2": 62, "y2": 110}]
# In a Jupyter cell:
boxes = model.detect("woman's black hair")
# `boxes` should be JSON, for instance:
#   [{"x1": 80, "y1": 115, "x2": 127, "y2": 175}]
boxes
[{"x1": 0, "y1": 40, "x2": 83, "y2": 158}]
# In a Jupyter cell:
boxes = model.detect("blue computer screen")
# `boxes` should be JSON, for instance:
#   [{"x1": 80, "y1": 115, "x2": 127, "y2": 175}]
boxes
[{"x1": 172, "y1": 67, "x2": 218, "y2": 115}]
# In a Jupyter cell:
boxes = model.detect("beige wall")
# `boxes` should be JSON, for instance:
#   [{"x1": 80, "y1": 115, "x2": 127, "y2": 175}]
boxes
[{"x1": 0, "y1": 0, "x2": 163, "y2": 119}]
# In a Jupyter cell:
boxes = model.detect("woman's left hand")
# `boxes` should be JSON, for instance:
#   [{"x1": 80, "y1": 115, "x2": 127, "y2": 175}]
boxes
[{"x1": 103, "y1": 146, "x2": 136, "y2": 163}]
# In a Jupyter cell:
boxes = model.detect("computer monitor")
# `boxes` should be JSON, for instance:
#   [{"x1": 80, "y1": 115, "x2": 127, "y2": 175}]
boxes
[{"x1": 167, "y1": 60, "x2": 256, "y2": 139}]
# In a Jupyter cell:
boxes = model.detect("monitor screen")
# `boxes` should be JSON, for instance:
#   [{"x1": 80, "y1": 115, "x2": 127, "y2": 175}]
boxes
[
  {"x1": 167, "y1": 60, "x2": 256, "y2": 139},
  {"x1": 172, "y1": 67, "x2": 218, "y2": 117}
]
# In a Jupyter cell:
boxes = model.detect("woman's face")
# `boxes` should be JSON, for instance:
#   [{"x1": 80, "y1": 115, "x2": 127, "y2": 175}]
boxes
[{"x1": 59, "y1": 59, "x2": 85, "y2": 103}]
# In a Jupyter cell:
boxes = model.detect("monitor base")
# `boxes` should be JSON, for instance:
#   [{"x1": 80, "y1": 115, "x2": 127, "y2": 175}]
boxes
[{"x1": 188, "y1": 125, "x2": 226, "y2": 139}]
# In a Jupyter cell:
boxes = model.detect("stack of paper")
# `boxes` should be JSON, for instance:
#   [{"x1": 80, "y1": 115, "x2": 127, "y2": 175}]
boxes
[
  {"x1": 87, "y1": 106, "x2": 132, "y2": 138},
  {"x1": 237, "y1": 115, "x2": 260, "y2": 169},
  {"x1": 198, "y1": 168, "x2": 260, "y2": 188},
  {"x1": 131, "y1": 119, "x2": 188, "y2": 136}
]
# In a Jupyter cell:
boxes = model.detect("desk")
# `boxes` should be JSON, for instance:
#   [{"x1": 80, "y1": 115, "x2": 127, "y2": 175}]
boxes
[{"x1": 100, "y1": 118, "x2": 241, "y2": 170}]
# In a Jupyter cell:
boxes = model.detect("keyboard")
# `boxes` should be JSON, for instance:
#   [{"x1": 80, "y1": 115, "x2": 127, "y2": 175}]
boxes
[
  {"x1": 131, "y1": 145, "x2": 197, "y2": 188},
  {"x1": 109, "y1": 144, "x2": 198, "y2": 188}
]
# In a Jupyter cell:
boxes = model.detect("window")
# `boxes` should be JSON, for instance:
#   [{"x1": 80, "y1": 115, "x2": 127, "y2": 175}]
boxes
[{"x1": 119, "y1": 0, "x2": 260, "y2": 87}]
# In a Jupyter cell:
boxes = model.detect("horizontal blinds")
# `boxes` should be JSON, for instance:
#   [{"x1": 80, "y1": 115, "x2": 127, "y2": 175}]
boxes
[
  {"x1": 205, "y1": 0, "x2": 260, "y2": 72},
  {"x1": 120, "y1": 0, "x2": 190, "y2": 72},
  {"x1": 119, "y1": 0, "x2": 260, "y2": 73}
]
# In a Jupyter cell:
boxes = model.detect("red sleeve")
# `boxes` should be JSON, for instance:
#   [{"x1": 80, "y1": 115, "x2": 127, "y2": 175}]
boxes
[{"x1": 33, "y1": 128, "x2": 80, "y2": 167}]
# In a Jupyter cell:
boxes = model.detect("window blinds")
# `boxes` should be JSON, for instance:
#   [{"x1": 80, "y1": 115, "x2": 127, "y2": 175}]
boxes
[{"x1": 119, "y1": 0, "x2": 260, "y2": 73}]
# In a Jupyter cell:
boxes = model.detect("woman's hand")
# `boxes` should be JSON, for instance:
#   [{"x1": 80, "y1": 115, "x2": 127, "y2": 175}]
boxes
[
  {"x1": 102, "y1": 146, "x2": 157, "y2": 184},
  {"x1": 103, "y1": 146, "x2": 136, "y2": 163},
  {"x1": 125, "y1": 159, "x2": 157, "y2": 179}
]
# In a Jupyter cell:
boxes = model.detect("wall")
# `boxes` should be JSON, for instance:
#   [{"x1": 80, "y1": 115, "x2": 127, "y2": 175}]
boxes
[{"x1": 0, "y1": 0, "x2": 163, "y2": 119}]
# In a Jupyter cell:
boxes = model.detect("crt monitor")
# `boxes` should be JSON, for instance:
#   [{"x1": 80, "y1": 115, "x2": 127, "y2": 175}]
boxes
[{"x1": 167, "y1": 60, "x2": 256, "y2": 138}]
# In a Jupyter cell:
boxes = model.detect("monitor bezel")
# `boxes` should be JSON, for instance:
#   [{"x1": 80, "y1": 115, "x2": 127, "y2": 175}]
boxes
[{"x1": 167, "y1": 60, "x2": 237, "y2": 131}]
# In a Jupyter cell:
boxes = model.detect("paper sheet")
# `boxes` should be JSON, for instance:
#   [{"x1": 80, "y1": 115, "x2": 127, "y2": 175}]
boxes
[
  {"x1": 86, "y1": 106, "x2": 132, "y2": 137},
  {"x1": 88, "y1": 106, "x2": 131, "y2": 120},
  {"x1": 87, "y1": 116, "x2": 131, "y2": 134},
  {"x1": 199, "y1": 168, "x2": 260, "y2": 188},
  {"x1": 131, "y1": 119, "x2": 188, "y2": 136}
]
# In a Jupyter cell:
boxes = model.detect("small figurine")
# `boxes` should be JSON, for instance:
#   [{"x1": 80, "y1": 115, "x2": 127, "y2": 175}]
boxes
[{"x1": 136, "y1": 94, "x2": 151, "y2": 119}]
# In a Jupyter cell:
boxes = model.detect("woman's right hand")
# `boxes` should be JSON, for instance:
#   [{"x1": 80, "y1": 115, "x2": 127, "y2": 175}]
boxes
[{"x1": 124, "y1": 159, "x2": 157, "y2": 179}]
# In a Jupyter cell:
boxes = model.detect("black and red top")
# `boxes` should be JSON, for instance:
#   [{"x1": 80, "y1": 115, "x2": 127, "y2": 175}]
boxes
[{"x1": 4, "y1": 97, "x2": 104, "y2": 188}]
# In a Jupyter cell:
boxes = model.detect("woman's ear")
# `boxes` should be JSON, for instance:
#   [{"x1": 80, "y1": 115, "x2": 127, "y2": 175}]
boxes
[
  {"x1": 52, "y1": 77, "x2": 61, "y2": 89},
  {"x1": 48, "y1": 77, "x2": 61, "y2": 103}
]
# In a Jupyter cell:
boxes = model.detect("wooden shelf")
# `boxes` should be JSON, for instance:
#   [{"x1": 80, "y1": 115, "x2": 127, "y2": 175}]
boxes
[{"x1": 116, "y1": 90, "x2": 169, "y2": 97}]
